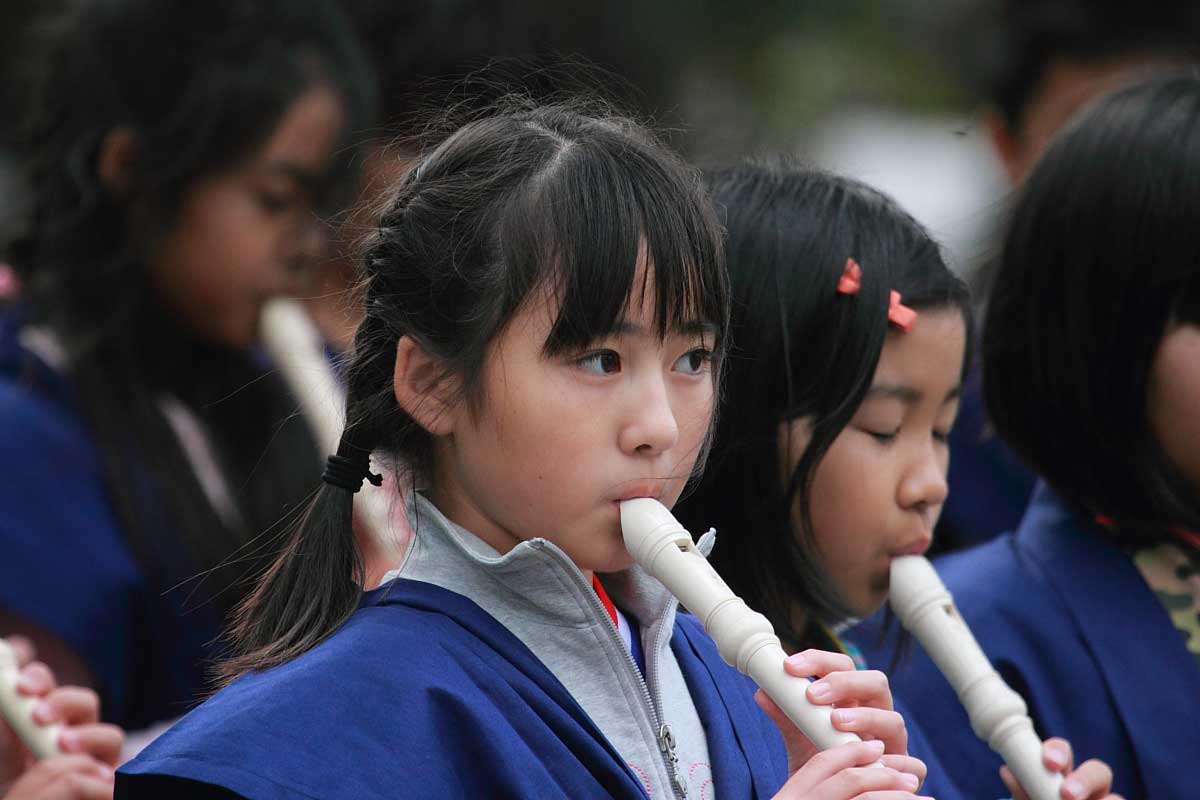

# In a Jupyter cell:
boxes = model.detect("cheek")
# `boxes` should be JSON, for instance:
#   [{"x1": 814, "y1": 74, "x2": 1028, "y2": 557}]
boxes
[
  {"x1": 147, "y1": 193, "x2": 274, "y2": 339},
  {"x1": 805, "y1": 447, "x2": 869, "y2": 555},
  {"x1": 1149, "y1": 329, "x2": 1200, "y2": 489},
  {"x1": 482, "y1": 381, "x2": 595, "y2": 494},
  {"x1": 676, "y1": 384, "x2": 716, "y2": 454},
  {"x1": 803, "y1": 439, "x2": 894, "y2": 580}
]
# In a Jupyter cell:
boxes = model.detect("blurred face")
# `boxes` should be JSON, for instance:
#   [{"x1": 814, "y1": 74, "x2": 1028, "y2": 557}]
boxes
[
  {"x1": 431, "y1": 261, "x2": 718, "y2": 577},
  {"x1": 991, "y1": 55, "x2": 1180, "y2": 184},
  {"x1": 1148, "y1": 323, "x2": 1200, "y2": 492},
  {"x1": 780, "y1": 309, "x2": 966, "y2": 617},
  {"x1": 145, "y1": 84, "x2": 347, "y2": 347}
]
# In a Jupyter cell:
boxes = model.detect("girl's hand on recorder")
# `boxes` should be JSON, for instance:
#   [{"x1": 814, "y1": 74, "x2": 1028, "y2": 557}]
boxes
[
  {"x1": 1002, "y1": 738, "x2": 1123, "y2": 800},
  {"x1": 759, "y1": 649, "x2": 927, "y2": 798},
  {"x1": 775, "y1": 650, "x2": 913, "y2": 761},
  {"x1": 767, "y1": 739, "x2": 930, "y2": 800},
  {"x1": 3, "y1": 755, "x2": 114, "y2": 800},
  {"x1": 2, "y1": 645, "x2": 123, "y2": 794},
  {"x1": 6, "y1": 661, "x2": 123, "y2": 766}
]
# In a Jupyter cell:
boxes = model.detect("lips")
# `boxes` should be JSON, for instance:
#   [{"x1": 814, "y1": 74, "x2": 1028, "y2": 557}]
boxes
[
  {"x1": 891, "y1": 537, "x2": 933, "y2": 558},
  {"x1": 613, "y1": 479, "x2": 670, "y2": 502}
]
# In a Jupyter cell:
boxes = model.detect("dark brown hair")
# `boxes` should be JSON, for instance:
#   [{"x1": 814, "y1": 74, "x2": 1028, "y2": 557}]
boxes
[{"x1": 221, "y1": 101, "x2": 728, "y2": 681}]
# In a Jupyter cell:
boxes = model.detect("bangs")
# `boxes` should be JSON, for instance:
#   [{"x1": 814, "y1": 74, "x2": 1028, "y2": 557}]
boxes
[{"x1": 497, "y1": 132, "x2": 727, "y2": 355}]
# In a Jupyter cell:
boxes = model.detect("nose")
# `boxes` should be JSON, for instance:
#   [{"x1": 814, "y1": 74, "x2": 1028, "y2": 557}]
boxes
[
  {"x1": 283, "y1": 216, "x2": 332, "y2": 291},
  {"x1": 296, "y1": 216, "x2": 331, "y2": 265},
  {"x1": 618, "y1": 374, "x2": 680, "y2": 456},
  {"x1": 897, "y1": 441, "x2": 949, "y2": 515}
]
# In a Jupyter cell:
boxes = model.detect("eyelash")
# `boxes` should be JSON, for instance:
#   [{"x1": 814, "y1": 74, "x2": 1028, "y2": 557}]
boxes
[
  {"x1": 577, "y1": 350, "x2": 621, "y2": 375},
  {"x1": 676, "y1": 347, "x2": 714, "y2": 375},
  {"x1": 865, "y1": 429, "x2": 952, "y2": 445},
  {"x1": 256, "y1": 190, "x2": 297, "y2": 214},
  {"x1": 574, "y1": 347, "x2": 714, "y2": 376}
]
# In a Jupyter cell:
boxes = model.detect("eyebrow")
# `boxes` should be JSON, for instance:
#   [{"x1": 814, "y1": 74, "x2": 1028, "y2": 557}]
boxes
[
  {"x1": 257, "y1": 161, "x2": 323, "y2": 193},
  {"x1": 612, "y1": 320, "x2": 718, "y2": 338},
  {"x1": 866, "y1": 383, "x2": 962, "y2": 406}
]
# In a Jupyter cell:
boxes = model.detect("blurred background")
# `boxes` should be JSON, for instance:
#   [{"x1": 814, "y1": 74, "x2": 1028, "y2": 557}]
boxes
[
  {"x1": 5, "y1": 0, "x2": 1197, "y2": 557},
  {"x1": 6, "y1": 0, "x2": 1200, "y2": 292},
  {"x1": 0, "y1": 0, "x2": 1007, "y2": 284}
]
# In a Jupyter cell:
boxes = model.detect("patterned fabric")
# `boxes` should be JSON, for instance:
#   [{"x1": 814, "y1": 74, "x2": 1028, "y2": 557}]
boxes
[
  {"x1": 1134, "y1": 540, "x2": 1200, "y2": 667},
  {"x1": 807, "y1": 621, "x2": 869, "y2": 671}
]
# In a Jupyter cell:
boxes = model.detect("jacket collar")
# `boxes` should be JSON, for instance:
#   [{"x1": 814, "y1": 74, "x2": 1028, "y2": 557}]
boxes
[{"x1": 387, "y1": 492, "x2": 716, "y2": 635}]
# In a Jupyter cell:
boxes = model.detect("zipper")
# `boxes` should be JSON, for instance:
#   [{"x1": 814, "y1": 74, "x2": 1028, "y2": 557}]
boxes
[
  {"x1": 555, "y1": 551, "x2": 689, "y2": 800},
  {"x1": 646, "y1": 607, "x2": 688, "y2": 799},
  {"x1": 658, "y1": 723, "x2": 688, "y2": 799}
]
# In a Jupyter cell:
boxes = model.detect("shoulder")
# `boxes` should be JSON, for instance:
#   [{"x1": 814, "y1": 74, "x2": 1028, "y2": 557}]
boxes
[
  {"x1": 122, "y1": 588, "x2": 636, "y2": 799},
  {"x1": 0, "y1": 317, "x2": 107, "y2": 503},
  {"x1": 0, "y1": 362, "x2": 91, "y2": 463},
  {"x1": 121, "y1": 602, "x2": 505, "y2": 797},
  {"x1": 934, "y1": 533, "x2": 1043, "y2": 601},
  {"x1": 0, "y1": 324, "x2": 132, "y2": 557},
  {"x1": 932, "y1": 487, "x2": 1103, "y2": 635},
  {"x1": 0, "y1": 327, "x2": 139, "y2": 618}
]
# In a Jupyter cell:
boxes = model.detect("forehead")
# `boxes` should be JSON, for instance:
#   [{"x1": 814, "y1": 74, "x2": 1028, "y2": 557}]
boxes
[
  {"x1": 872, "y1": 309, "x2": 967, "y2": 391},
  {"x1": 531, "y1": 248, "x2": 712, "y2": 345},
  {"x1": 251, "y1": 85, "x2": 346, "y2": 170},
  {"x1": 1022, "y1": 55, "x2": 1180, "y2": 145},
  {"x1": 1153, "y1": 323, "x2": 1200, "y2": 387}
]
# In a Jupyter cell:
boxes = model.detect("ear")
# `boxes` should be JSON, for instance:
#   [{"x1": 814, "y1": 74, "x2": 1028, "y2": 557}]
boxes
[
  {"x1": 393, "y1": 335, "x2": 459, "y2": 436},
  {"x1": 983, "y1": 110, "x2": 1024, "y2": 186},
  {"x1": 97, "y1": 127, "x2": 139, "y2": 196}
]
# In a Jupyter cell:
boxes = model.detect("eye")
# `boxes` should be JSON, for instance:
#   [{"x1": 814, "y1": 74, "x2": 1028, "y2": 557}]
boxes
[
  {"x1": 256, "y1": 190, "x2": 296, "y2": 214},
  {"x1": 577, "y1": 350, "x2": 621, "y2": 375},
  {"x1": 933, "y1": 429, "x2": 952, "y2": 445},
  {"x1": 673, "y1": 348, "x2": 713, "y2": 375},
  {"x1": 865, "y1": 429, "x2": 899, "y2": 445}
]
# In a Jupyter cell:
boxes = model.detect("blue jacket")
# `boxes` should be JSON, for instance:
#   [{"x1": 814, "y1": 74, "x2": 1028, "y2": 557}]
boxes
[
  {"x1": 118, "y1": 579, "x2": 789, "y2": 799},
  {"x1": 851, "y1": 483, "x2": 1200, "y2": 800},
  {"x1": 0, "y1": 314, "x2": 224, "y2": 728}
]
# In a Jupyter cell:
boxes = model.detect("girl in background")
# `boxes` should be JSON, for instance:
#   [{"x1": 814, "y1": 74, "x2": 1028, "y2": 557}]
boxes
[
  {"x1": 119, "y1": 104, "x2": 928, "y2": 800},
  {"x1": 858, "y1": 74, "x2": 1200, "y2": 800},
  {"x1": 0, "y1": 0, "x2": 375, "y2": 731},
  {"x1": 675, "y1": 161, "x2": 1119, "y2": 800}
]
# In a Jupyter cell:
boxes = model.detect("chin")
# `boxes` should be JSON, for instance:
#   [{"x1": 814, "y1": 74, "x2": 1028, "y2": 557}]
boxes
[
  {"x1": 591, "y1": 547, "x2": 637, "y2": 575},
  {"x1": 858, "y1": 584, "x2": 891, "y2": 618},
  {"x1": 220, "y1": 319, "x2": 260, "y2": 350}
]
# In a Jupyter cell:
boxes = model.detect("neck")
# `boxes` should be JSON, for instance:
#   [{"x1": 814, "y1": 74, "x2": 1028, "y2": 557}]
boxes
[
  {"x1": 422, "y1": 482, "x2": 596, "y2": 584},
  {"x1": 782, "y1": 604, "x2": 811, "y2": 655}
]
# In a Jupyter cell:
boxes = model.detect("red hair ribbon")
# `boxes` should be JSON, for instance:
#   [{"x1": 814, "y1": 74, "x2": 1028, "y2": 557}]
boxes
[
  {"x1": 887, "y1": 291, "x2": 917, "y2": 332},
  {"x1": 837, "y1": 258, "x2": 862, "y2": 295},
  {"x1": 1172, "y1": 526, "x2": 1200, "y2": 550},
  {"x1": 1095, "y1": 513, "x2": 1200, "y2": 550}
]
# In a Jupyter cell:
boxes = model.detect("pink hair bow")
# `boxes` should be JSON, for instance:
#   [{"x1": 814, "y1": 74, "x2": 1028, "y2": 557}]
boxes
[
  {"x1": 837, "y1": 258, "x2": 862, "y2": 295},
  {"x1": 887, "y1": 291, "x2": 917, "y2": 332}
]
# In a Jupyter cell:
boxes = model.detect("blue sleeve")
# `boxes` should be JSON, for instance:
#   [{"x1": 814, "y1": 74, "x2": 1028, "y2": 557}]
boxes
[
  {"x1": 0, "y1": 377, "x2": 141, "y2": 719},
  {"x1": 893, "y1": 694, "x2": 982, "y2": 800}
]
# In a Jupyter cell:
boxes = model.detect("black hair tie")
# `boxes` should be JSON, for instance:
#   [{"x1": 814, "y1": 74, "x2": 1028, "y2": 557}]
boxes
[{"x1": 322, "y1": 453, "x2": 383, "y2": 494}]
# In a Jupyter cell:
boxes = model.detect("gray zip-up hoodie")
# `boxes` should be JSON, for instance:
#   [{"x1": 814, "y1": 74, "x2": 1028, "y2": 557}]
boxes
[{"x1": 384, "y1": 493, "x2": 716, "y2": 799}]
